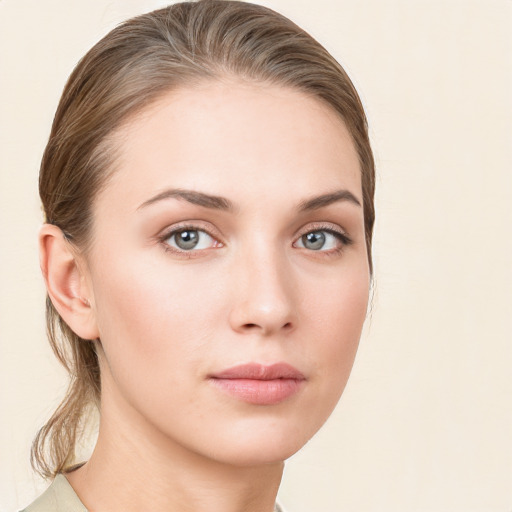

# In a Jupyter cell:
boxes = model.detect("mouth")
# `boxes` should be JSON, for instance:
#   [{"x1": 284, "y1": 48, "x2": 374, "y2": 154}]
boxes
[{"x1": 208, "y1": 363, "x2": 306, "y2": 405}]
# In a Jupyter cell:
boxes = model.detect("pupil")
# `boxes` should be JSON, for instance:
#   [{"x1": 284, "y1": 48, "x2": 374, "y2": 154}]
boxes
[
  {"x1": 303, "y1": 231, "x2": 325, "y2": 250},
  {"x1": 176, "y1": 230, "x2": 199, "y2": 250}
]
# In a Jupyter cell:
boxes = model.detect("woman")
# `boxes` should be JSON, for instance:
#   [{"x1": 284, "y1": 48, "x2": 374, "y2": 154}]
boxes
[{"x1": 23, "y1": 1, "x2": 375, "y2": 510}]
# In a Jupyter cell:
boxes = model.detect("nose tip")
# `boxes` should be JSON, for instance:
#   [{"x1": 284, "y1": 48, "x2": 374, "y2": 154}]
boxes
[
  {"x1": 228, "y1": 261, "x2": 298, "y2": 337},
  {"x1": 229, "y1": 300, "x2": 297, "y2": 336}
]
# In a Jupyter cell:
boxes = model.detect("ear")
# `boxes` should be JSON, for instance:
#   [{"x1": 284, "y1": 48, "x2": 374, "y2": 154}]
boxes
[{"x1": 39, "y1": 224, "x2": 100, "y2": 340}]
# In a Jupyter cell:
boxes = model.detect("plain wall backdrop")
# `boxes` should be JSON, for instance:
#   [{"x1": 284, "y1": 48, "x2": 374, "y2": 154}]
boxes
[{"x1": 1, "y1": 0, "x2": 511, "y2": 511}]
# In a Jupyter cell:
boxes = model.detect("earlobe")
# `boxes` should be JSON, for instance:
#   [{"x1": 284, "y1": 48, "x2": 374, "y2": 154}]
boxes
[{"x1": 39, "y1": 224, "x2": 99, "y2": 340}]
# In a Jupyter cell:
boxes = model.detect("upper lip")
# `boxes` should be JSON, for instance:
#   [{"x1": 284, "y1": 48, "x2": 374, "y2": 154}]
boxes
[{"x1": 210, "y1": 363, "x2": 305, "y2": 381}]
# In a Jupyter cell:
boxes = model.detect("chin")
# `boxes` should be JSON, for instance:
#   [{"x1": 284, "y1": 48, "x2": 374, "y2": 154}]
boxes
[
  {"x1": 208, "y1": 441, "x2": 303, "y2": 468},
  {"x1": 195, "y1": 416, "x2": 318, "y2": 467}
]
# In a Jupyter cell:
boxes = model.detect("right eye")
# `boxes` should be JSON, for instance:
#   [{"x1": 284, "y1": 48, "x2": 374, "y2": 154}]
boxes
[{"x1": 163, "y1": 227, "x2": 222, "y2": 252}]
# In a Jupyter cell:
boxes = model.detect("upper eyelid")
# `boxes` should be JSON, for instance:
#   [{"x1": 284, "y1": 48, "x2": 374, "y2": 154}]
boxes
[
  {"x1": 293, "y1": 221, "x2": 349, "y2": 238},
  {"x1": 159, "y1": 221, "x2": 222, "y2": 239}
]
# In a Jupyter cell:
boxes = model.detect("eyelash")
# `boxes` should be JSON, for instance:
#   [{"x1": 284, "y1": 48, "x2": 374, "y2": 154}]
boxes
[
  {"x1": 158, "y1": 223, "x2": 223, "y2": 259},
  {"x1": 158, "y1": 222, "x2": 353, "y2": 258},
  {"x1": 294, "y1": 225, "x2": 353, "y2": 257}
]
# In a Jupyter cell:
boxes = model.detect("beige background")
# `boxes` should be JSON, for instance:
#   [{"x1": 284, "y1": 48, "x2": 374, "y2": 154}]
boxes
[{"x1": 1, "y1": 0, "x2": 511, "y2": 511}]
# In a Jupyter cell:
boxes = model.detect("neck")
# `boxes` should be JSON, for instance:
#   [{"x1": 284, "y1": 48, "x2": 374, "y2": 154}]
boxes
[{"x1": 66, "y1": 378, "x2": 284, "y2": 512}]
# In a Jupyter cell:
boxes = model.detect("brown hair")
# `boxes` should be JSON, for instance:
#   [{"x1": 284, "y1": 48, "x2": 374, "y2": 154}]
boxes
[{"x1": 33, "y1": 0, "x2": 375, "y2": 478}]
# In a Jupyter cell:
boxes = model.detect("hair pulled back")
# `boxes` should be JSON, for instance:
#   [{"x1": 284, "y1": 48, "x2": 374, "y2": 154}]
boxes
[{"x1": 33, "y1": 0, "x2": 375, "y2": 478}]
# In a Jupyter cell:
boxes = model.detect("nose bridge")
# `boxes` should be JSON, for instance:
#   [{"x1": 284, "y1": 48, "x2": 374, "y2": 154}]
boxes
[{"x1": 229, "y1": 236, "x2": 297, "y2": 335}]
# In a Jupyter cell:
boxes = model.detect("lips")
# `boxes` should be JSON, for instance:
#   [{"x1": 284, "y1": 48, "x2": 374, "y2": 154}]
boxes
[{"x1": 209, "y1": 363, "x2": 305, "y2": 405}]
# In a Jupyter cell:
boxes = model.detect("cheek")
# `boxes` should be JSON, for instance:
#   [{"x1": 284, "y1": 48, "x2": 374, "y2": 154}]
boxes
[
  {"x1": 305, "y1": 260, "x2": 369, "y2": 344},
  {"x1": 301, "y1": 264, "x2": 369, "y2": 411},
  {"x1": 88, "y1": 256, "x2": 232, "y2": 446},
  {"x1": 89, "y1": 254, "x2": 224, "y2": 387}
]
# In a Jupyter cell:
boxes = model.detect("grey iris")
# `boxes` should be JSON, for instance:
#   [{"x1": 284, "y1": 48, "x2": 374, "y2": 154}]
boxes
[
  {"x1": 175, "y1": 230, "x2": 199, "y2": 250},
  {"x1": 302, "y1": 231, "x2": 326, "y2": 250}
]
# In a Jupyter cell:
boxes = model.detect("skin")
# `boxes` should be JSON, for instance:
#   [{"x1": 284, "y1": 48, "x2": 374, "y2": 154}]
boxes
[{"x1": 40, "y1": 79, "x2": 370, "y2": 512}]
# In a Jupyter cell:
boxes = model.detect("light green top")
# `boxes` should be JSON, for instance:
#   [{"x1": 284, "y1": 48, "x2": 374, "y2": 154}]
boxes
[
  {"x1": 21, "y1": 475, "x2": 87, "y2": 512},
  {"x1": 21, "y1": 474, "x2": 285, "y2": 512}
]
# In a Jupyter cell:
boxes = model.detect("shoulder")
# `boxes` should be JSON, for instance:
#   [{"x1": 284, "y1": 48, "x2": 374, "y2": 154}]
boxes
[
  {"x1": 275, "y1": 501, "x2": 289, "y2": 512},
  {"x1": 20, "y1": 474, "x2": 87, "y2": 512},
  {"x1": 21, "y1": 474, "x2": 285, "y2": 512}
]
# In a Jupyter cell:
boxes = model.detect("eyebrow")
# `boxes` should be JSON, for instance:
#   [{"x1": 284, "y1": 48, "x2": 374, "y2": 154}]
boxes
[
  {"x1": 137, "y1": 188, "x2": 361, "y2": 212},
  {"x1": 297, "y1": 189, "x2": 362, "y2": 211},
  {"x1": 137, "y1": 189, "x2": 235, "y2": 212}
]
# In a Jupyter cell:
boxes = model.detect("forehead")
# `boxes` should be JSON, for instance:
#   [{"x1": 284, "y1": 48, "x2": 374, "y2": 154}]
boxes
[{"x1": 98, "y1": 80, "x2": 362, "y2": 212}]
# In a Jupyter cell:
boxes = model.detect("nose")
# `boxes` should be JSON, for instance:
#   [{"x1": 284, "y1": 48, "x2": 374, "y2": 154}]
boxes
[{"x1": 228, "y1": 245, "x2": 298, "y2": 337}]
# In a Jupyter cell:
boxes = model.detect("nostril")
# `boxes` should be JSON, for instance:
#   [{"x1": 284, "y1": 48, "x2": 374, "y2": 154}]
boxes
[{"x1": 242, "y1": 321, "x2": 293, "y2": 332}]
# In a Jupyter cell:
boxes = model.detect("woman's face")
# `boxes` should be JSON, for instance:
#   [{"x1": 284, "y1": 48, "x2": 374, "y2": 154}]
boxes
[{"x1": 83, "y1": 80, "x2": 370, "y2": 466}]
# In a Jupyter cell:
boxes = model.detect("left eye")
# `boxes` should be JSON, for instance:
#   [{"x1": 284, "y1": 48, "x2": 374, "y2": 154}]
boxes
[
  {"x1": 295, "y1": 230, "x2": 344, "y2": 251},
  {"x1": 164, "y1": 228, "x2": 218, "y2": 251}
]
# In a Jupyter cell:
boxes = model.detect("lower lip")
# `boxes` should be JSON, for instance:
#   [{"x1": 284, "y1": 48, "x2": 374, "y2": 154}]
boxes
[{"x1": 209, "y1": 378, "x2": 303, "y2": 405}]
